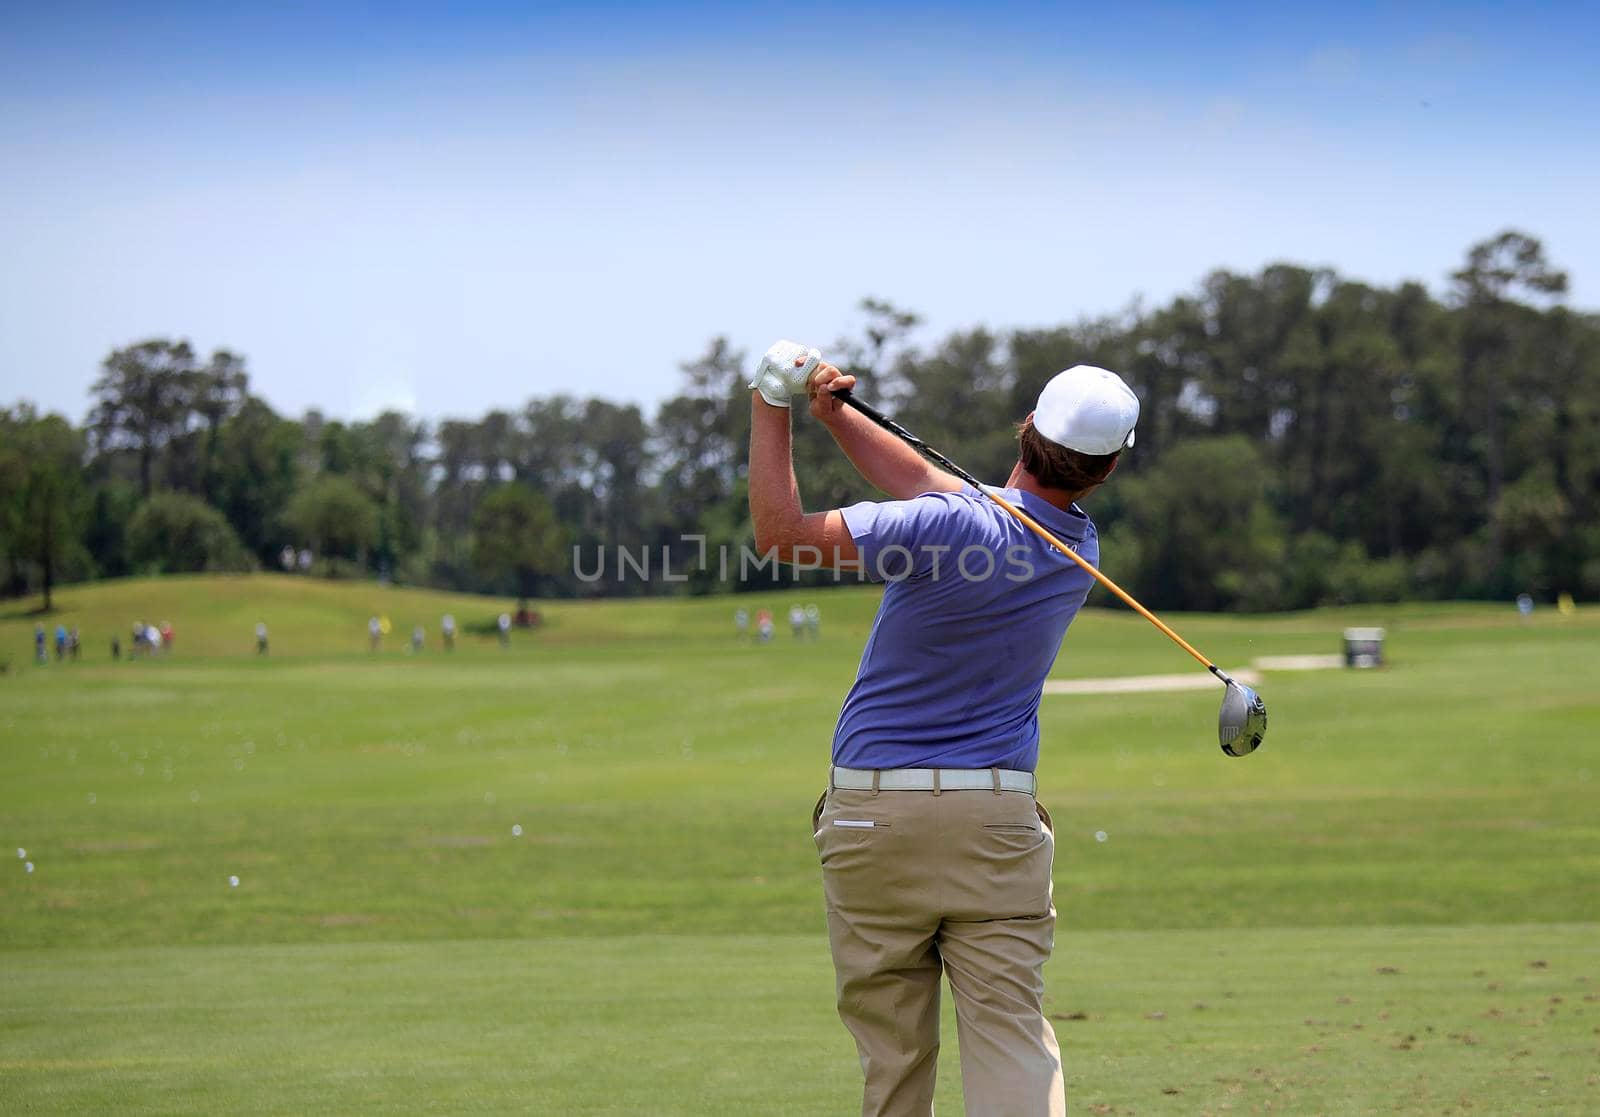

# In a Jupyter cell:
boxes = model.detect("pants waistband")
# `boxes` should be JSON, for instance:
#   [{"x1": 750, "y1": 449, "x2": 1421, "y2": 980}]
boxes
[{"x1": 830, "y1": 765, "x2": 1036, "y2": 795}]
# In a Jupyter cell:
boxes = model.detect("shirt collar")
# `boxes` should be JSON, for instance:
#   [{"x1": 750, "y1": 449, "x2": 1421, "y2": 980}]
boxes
[{"x1": 975, "y1": 485, "x2": 1089, "y2": 540}]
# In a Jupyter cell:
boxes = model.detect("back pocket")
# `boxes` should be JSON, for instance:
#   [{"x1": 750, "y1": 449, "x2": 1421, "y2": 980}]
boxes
[{"x1": 983, "y1": 823, "x2": 1039, "y2": 835}]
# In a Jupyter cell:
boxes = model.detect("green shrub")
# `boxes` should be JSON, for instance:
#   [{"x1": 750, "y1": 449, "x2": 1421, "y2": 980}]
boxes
[
  {"x1": 126, "y1": 493, "x2": 254, "y2": 574},
  {"x1": 1328, "y1": 544, "x2": 1410, "y2": 604}
]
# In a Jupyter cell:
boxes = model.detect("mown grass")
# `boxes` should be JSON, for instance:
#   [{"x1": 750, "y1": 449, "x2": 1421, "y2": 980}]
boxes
[
  {"x1": 4, "y1": 926, "x2": 1595, "y2": 1115},
  {"x1": 2, "y1": 576, "x2": 1598, "y2": 1113}
]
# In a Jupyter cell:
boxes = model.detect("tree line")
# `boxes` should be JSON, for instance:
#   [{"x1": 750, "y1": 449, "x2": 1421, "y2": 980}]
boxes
[{"x1": 3, "y1": 231, "x2": 1596, "y2": 613}]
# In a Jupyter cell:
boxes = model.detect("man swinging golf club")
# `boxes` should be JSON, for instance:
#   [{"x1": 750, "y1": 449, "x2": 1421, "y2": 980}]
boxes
[{"x1": 748, "y1": 341, "x2": 1139, "y2": 1117}]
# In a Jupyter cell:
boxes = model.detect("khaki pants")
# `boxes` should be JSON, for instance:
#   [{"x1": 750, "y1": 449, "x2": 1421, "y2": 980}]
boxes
[{"x1": 813, "y1": 783, "x2": 1064, "y2": 1117}]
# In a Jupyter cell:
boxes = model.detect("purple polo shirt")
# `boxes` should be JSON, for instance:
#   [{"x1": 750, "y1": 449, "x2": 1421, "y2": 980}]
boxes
[{"x1": 833, "y1": 485, "x2": 1099, "y2": 772}]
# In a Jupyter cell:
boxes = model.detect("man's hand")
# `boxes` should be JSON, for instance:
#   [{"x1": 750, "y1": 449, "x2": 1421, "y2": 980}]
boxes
[
  {"x1": 807, "y1": 362, "x2": 858, "y2": 424},
  {"x1": 749, "y1": 340, "x2": 823, "y2": 407}
]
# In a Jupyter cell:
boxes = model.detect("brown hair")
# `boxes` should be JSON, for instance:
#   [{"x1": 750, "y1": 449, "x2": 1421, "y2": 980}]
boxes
[{"x1": 1016, "y1": 417, "x2": 1120, "y2": 493}]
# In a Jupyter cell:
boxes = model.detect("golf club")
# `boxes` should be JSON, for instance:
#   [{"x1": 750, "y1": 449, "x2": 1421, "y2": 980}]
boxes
[{"x1": 829, "y1": 387, "x2": 1267, "y2": 756}]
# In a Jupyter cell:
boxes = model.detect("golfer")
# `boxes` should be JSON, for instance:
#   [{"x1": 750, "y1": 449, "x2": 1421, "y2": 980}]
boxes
[{"x1": 748, "y1": 347, "x2": 1137, "y2": 1117}]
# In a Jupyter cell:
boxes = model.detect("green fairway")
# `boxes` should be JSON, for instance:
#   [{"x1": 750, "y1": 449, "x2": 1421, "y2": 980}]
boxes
[{"x1": 3, "y1": 576, "x2": 1599, "y2": 1113}]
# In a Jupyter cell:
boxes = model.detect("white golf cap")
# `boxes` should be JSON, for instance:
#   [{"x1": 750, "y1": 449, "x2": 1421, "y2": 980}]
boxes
[{"x1": 1032, "y1": 365, "x2": 1139, "y2": 455}]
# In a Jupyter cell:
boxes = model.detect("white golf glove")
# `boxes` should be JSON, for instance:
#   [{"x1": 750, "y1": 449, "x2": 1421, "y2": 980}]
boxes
[{"x1": 749, "y1": 340, "x2": 823, "y2": 407}]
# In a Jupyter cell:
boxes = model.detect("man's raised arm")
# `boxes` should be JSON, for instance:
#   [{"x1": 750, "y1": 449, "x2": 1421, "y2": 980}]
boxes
[
  {"x1": 806, "y1": 363, "x2": 964, "y2": 500},
  {"x1": 746, "y1": 342, "x2": 859, "y2": 568}
]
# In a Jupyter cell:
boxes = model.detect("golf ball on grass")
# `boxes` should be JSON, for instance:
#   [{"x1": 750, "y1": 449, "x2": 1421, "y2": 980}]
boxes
[
  {"x1": 511, "y1": 825, "x2": 523, "y2": 837},
  {"x1": 228, "y1": 875, "x2": 240, "y2": 888},
  {"x1": 1094, "y1": 830, "x2": 1108, "y2": 843},
  {"x1": 16, "y1": 848, "x2": 24, "y2": 859},
  {"x1": 25, "y1": 862, "x2": 35, "y2": 873}
]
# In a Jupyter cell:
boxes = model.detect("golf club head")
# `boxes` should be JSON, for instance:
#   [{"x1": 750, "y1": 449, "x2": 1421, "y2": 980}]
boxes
[{"x1": 1219, "y1": 681, "x2": 1267, "y2": 757}]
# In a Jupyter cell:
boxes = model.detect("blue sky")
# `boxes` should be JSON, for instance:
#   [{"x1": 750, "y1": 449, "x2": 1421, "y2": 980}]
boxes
[{"x1": 2, "y1": 1, "x2": 1596, "y2": 422}]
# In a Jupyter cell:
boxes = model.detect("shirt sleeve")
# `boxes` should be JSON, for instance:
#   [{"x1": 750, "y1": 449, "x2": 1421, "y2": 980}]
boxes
[{"x1": 840, "y1": 485, "x2": 986, "y2": 582}]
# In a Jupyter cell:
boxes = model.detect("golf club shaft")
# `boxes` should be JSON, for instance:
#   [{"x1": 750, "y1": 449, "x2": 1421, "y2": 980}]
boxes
[{"x1": 831, "y1": 388, "x2": 1229, "y2": 680}]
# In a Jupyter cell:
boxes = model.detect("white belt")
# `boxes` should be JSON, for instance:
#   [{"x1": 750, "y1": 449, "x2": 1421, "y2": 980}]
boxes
[{"x1": 831, "y1": 765, "x2": 1036, "y2": 794}]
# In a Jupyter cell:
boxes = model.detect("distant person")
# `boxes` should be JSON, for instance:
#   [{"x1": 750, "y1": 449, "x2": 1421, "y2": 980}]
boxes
[
  {"x1": 735, "y1": 608, "x2": 749, "y2": 640},
  {"x1": 68, "y1": 627, "x2": 81, "y2": 661},
  {"x1": 411, "y1": 625, "x2": 424, "y2": 653},
  {"x1": 54, "y1": 625, "x2": 67, "y2": 661},
  {"x1": 1516, "y1": 593, "x2": 1534, "y2": 620},
  {"x1": 805, "y1": 602, "x2": 820, "y2": 638},
  {"x1": 298, "y1": 548, "x2": 313, "y2": 572},
  {"x1": 280, "y1": 545, "x2": 296, "y2": 572},
  {"x1": 441, "y1": 614, "x2": 456, "y2": 651},
  {"x1": 111, "y1": 635, "x2": 121, "y2": 661},
  {"x1": 368, "y1": 616, "x2": 382, "y2": 652},
  {"x1": 256, "y1": 622, "x2": 269, "y2": 655},
  {"x1": 35, "y1": 624, "x2": 46, "y2": 664},
  {"x1": 755, "y1": 608, "x2": 774, "y2": 644},
  {"x1": 131, "y1": 623, "x2": 147, "y2": 657},
  {"x1": 146, "y1": 624, "x2": 163, "y2": 655},
  {"x1": 159, "y1": 621, "x2": 174, "y2": 652},
  {"x1": 497, "y1": 613, "x2": 511, "y2": 647},
  {"x1": 789, "y1": 603, "x2": 806, "y2": 638},
  {"x1": 1558, "y1": 592, "x2": 1577, "y2": 617}
]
